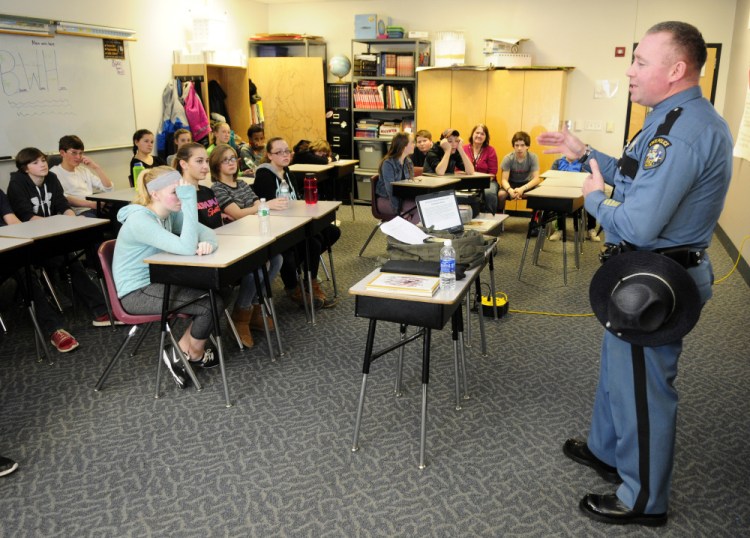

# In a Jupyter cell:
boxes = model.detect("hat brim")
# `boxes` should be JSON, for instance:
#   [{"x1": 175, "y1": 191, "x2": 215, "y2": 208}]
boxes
[{"x1": 589, "y1": 250, "x2": 702, "y2": 346}]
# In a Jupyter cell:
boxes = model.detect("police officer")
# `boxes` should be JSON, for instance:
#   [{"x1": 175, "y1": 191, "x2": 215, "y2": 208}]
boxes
[{"x1": 537, "y1": 21, "x2": 733, "y2": 526}]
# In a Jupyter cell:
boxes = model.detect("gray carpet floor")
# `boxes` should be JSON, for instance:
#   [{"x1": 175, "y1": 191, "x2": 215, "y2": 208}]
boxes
[{"x1": 1, "y1": 205, "x2": 749, "y2": 537}]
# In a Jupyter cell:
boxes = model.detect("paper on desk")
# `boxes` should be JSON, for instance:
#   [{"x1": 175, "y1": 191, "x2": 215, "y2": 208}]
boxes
[{"x1": 380, "y1": 216, "x2": 430, "y2": 245}]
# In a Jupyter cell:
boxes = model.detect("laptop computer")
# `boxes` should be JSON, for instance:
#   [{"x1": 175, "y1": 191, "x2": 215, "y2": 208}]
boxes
[{"x1": 415, "y1": 190, "x2": 464, "y2": 234}]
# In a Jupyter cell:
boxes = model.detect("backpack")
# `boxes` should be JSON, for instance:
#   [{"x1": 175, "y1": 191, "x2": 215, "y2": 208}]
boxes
[{"x1": 386, "y1": 229, "x2": 493, "y2": 270}]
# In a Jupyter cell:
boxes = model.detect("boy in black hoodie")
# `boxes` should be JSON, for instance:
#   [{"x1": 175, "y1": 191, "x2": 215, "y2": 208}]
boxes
[{"x1": 7, "y1": 147, "x2": 111, "y2": 329}]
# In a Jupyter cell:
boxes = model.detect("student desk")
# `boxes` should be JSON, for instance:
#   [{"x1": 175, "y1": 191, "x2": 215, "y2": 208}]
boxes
[
  {"x1": 349, "y1": 264, "x2": 488, "y2": 469},
  {"x1": 464, "y1": 213, "x2": 509, "y2": 320},
  {"x1": 422, "y1": 171, "x2": 492, "y2": 191},
  {"x1": 0, "y1": 216, "x2": 109, "y2": 361},
  {"x1": 272, "y1": 200, "x2": 342, "y2": 325},
  {"x1": 144, "y1": 234, "x2": 275, "y2": 407},
  {"x1": 86, "y1": 188, "x2": 135, "y2": 216},
  {"x1": 391, "y1": 176, "x2": 461, "y2": 199},
  {"x1": 0, "y1": 238, "x2": 43, "y2": 348},
  {"x1": 519, "y1": 186, "x2": 584, "y2": 286},
  {"x1": 215, "y1": 214, "x2": 312, "y2": 358}
]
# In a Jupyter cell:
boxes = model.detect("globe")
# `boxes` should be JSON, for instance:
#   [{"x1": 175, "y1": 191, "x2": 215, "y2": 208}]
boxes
[{"x1": 329, "y1": 55, "x2": 351, "y2": 82}]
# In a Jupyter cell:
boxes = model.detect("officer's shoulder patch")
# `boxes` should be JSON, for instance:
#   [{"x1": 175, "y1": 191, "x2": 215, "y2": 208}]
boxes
[{"x1": 643, "y1": 137, "x2": 671, "y2": 170}]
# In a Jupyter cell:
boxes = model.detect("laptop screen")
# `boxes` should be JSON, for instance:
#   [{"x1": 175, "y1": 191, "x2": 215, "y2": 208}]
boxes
[{"x1": 415, "y1": 190, "x2": 464, "y2": 233}]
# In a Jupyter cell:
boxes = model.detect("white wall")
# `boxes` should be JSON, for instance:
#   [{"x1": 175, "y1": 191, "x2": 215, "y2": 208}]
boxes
[
  {"x1": 269, "y1": 0, "x2": 736, "y2": 156},
  {"x1": 0, "y1": 0, "x2": 268, "y2": 190},
  {"x1": 719, "y1": 0, "x2": 750, "y2": 265}
]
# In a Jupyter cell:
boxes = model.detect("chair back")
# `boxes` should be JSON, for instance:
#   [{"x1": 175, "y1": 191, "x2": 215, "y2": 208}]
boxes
[
  {"x1": 46, "y1": 154, "x2": 62, "y2": 168},
  {"x1": 98, "y1": 239, "x2": 162, "y2": 325}
]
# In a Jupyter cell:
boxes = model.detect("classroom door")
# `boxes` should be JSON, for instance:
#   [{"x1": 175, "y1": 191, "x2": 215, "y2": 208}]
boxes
[{"x1": 623, "y1": 43, "x2": 721, "y2": 145}]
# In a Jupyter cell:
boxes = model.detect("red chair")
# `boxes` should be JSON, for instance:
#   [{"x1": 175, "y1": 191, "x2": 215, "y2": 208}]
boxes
[
  {"x1": 93, "y1": 239, "x2": 199, "y2": 395},
  {"x1": 358, "y1": 175, "x2": 396, "y2": 257}
]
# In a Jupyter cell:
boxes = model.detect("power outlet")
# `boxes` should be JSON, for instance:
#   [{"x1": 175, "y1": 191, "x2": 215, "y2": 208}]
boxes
[{"x1": 585, "y1": 120, "x2": 603, "y2": 131}]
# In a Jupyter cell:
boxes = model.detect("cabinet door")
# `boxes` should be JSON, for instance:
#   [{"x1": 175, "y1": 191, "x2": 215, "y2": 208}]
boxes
[
  {"x1": 521, "y1": 71, "x2": 567, "y2": 173},
  {"x1": 416, "y1": 69, "x2": 452, "y2": 135},
  {"x1": 450, "y1": 71, "x2": 487, "y2": 138},
  {"x1": 486, "y1": 70, "x2": 525, "y2": 153}
]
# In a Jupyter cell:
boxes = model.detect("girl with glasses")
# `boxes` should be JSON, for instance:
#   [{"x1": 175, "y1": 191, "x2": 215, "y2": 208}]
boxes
[
  {"x1": 254, "y1": 138, "x2": 341, "y2": 310},
  {"x1": 208, "y1": 145, "x2": 284, "y2": 346}
]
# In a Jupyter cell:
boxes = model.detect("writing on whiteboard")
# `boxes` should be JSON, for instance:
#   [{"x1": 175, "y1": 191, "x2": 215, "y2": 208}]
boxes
[{"x1": 0, "y1": 38, "x2": 72, "y2": 117}]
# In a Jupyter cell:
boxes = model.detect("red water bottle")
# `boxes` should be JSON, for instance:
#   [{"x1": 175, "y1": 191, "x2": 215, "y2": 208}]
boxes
[{"x1": 304, "y1": 173, "x2": 318, "y2": 205}]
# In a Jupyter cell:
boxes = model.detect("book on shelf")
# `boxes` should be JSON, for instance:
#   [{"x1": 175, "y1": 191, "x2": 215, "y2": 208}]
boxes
[{"x1": 366, "y1": 272, "x2": 440, "y2": 297}]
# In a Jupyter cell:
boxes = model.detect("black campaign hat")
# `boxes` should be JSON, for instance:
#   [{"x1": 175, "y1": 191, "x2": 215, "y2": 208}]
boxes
[{"x1": 589, "y1": 250, "x2": 701, "y2": 346}]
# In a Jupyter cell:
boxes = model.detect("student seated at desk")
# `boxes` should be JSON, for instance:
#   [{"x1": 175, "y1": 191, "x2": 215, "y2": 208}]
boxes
[
  {"x1": 238, "y1": 124, "x2": 265, "y2": 177},
  {"x1": 498, "y1": 131, "x2": 541, "y2": 213},
  {"x1": 208, "y1": 144, "x2": 283, "y2": 347},
  {"x1": 166, "y1": 129, "x2": 193, "y2": 167},
  {"x1": 7, "y1": 147, "x2": 111, "y2": 328},
  {"x1": 375, "y1": 133, "x2": 420, "y2": 224},
  {"x1": 114, "y1": 167, "x2": 220, "y2": 388},
  {"x1": 50, "y1": 135, "x2": 114, "y2": 218},
  {"x1": 411, "y1": 129, "x2": 433, "y2": 168},
  {"x1": 463, "y1": 124, "x2": 500, "y2": 214},
  {"x1": 129, "y1": 129, "x2": 167, "y2": 188},
  {"x1": 546, "y1": 155, "x2": 601, "y2": 242},
  {"x1": 254, "y1": 137, "x2": 340, "y2": 310},
  {"x1": 0, "y1": 188, "x2": 79, "y2": 352},
  {"x1": 207, "y1": 121, "x2": 243, "y2": 156},
  {"x1": 292, "y1": 139, "x2": 335, "y2": 165},
  {"x1": 423, "y1": 128, "x2": 475, "y2": 176},
  {"x1": 172, "y1": 142, "x2": 224, "y2": 228}
]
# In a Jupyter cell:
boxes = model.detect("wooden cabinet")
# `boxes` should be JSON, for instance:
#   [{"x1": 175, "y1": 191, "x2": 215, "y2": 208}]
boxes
[
  {"x1": 172, "y1": 63, "x2": 251, "y2": 144},
  {"x1": 247, "y1": 57, "x2": 326, "y2": 149},
  {"x1": 417, "y1": 67, "x2": 570, "y2": 212}
]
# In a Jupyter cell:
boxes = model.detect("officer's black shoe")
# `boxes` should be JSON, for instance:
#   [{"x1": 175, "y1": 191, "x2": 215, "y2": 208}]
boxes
[
  {"x1": 579, "y1": 494, "x2": 667, "y2": 527},
  {"x1": 563, "y1": 438, "x2": 622, "y2": 484}
]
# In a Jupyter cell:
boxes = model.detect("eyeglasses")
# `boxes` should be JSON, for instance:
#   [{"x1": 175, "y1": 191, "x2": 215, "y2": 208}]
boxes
[
  {"x1": 271, "y1": 149, "x2": 292, "y2": 156},
  {"x1": 221, "y1": 157, "x2": 238, "y2": 164},
  {"x1": 65, "y1": 150, "x2": 84, "y2": 157}
]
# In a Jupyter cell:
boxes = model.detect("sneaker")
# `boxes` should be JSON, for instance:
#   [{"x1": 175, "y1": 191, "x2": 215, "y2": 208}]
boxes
[
  {"x1": 548, "y1": 230, "x2": 563, "y2": 241},
  {"x1": 588, "y1": 229, "x2": 601, "y2": 242},
  {"x1": 50, "y1": 329, "x2": 79, "y2": 353},
  {"x1": 0, "y1": 455, "x2": 19, "y2": 477},
  {"x1": 162, "y1": 348, "x2": 189, "y2": 389},
  {"x1": 188, "y1": 348, "x2": 219, "y2": 369},
  {"x1": 92, "y1": 313, "x2": 124, "y2": 327}
]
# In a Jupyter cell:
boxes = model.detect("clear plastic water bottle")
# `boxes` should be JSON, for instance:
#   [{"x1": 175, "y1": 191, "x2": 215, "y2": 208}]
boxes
[
  {"x1": 440, "y1": 239, "x2": 456, "y2": 291},
  {"x1": 279, "y1": 178, "x2": 290, "y2": 201},
  {"x1": 258, "y1": 198, "x2": 271, "y2": 235},
  {"x1": 132, "y1": 162, "x2": 144, "y2": 190}
]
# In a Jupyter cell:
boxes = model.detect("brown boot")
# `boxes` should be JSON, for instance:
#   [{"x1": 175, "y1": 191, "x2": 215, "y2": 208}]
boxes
[
  {"x1": 250, "y1": 304, "x2": 274, "y2": 332},
  {"x1": 289, "y1": 285, "x2": 323, "y2": 310},
  {"x1": 312, "y1": 280, "x2": 337, "y2": 309},
  {"x1": 230, "y1": 306, "x2": 254, "y2": 348}
]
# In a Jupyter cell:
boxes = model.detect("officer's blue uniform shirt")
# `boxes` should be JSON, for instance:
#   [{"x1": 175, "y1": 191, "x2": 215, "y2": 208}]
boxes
[{"x1": 584, "y1": 86, "x2": 733, "y2": 252}]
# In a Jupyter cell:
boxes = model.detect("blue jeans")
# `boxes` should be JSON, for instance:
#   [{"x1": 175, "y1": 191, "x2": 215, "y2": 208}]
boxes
[{"x1": 235, "y1": 254, "x2": 283, "y2": 309}]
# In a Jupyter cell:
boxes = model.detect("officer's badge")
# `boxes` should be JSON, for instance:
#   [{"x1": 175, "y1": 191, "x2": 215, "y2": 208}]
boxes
[{"x1": 643, "y1": 137, "x2": 671, "y2": 169}]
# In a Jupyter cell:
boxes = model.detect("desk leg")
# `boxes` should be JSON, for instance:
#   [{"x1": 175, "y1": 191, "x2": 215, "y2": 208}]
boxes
[
  {"x1": 418, "y1": 328, "x2": 431, "y2": 470},
  {"x1": 561, "y1": 218, "x2": 569, "y2": 286},
  {"x1": 451, "y1": 314, "x2": 463, "y2": 411},
  {"x1": 352, "y1": 318, "x2": 377, "y2": 453},
  {"x1": 304, "y1": 235, "x2": 317, "y2": 326},
  {"x1": 457, "y1": 310, "x2": 470, "y2": 402},
  {"x1": 474, "y1": 277, "x2": 488, "y2": 357},
  {"x1": 488, "y1": 247, "x2": 498, "y2": 321},
  {"x1": 209, "y1": 289, "x2": 232, "y2": 408},
  {"x1": 327, "y1": 247, "x2": 338, "y2": 298},
  {"x1": 261, "y1": 264, "x2": 284, "y2": 360},
  {"x1": 573, "y1": 209, "x2": 581, "y2": 268},
  {"x1": 253, "y1": 269, "x2": 275, "y2": 363},
  {"x1": 394, "y1": 324, "x2": 407, "y2": 397},
  {"x1": 517, "y1": 221, "x2": 534, "y2": 281},
  {"x1": 20, "y1": 267, "x2": 53, "y2": 364},
  {"x1": 464, "y1": 293, "x2": 472, "y2": 348}
]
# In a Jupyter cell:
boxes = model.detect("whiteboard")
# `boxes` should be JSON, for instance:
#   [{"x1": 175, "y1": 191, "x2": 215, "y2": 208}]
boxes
[{"x1": 0, "y1": 33, "x2": 136, "y2": 158}]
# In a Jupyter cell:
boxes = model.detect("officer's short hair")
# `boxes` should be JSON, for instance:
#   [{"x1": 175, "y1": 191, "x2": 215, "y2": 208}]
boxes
[{"x1": 648, "y1": 21, "x2": 707, "y2": 72}]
